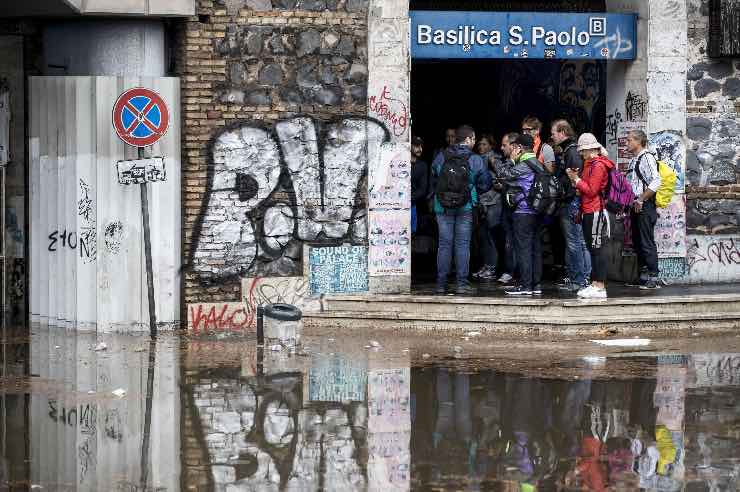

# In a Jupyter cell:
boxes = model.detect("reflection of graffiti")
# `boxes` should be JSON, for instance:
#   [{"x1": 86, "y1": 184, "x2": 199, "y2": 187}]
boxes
[
  {"x1": 78, "y1": 436, "x2": 96, "y2": 483},
  {"x1": 188, "y1": 117, "x2": 389, "y2": 281},
  {"x1": 189, "y1": 372, "x2": 369, "y2": 490},
  {"x1": 650, "y1": 131, "x2": 686, "y2": 192},
  {"x1": 369, "y1": 85, "x2": 409, "y2": 138},
  {"x1": 625, "y1": 91, "x2": 647, "y2": 122}
]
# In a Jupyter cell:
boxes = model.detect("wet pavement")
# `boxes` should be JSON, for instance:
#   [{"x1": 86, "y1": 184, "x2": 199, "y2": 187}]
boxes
[{"x1": 2, "y1": 324, "x2": 740, "y2": 490}]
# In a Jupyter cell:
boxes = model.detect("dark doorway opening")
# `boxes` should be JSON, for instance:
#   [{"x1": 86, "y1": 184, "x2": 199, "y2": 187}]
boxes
[{"x1": 409, "y1": 58, "x2": 607, "y2": 286}]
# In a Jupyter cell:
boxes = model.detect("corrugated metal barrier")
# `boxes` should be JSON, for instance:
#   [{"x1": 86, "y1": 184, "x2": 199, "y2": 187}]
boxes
[{"x1": 29, "y1": 77, "x2": 181, "y2": 332}]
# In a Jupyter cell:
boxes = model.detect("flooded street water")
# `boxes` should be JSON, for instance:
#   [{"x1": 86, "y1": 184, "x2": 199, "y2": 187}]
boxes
[{"x1": 2, "y1": 325, "x2": 740, "y2": 490}]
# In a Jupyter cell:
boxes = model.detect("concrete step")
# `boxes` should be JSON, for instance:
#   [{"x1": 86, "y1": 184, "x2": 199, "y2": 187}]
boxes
[
  {"x1": 303, "y1": 309, "x2": 740, "y2": 335},
  {"x1": 321, "y1": 293, "x2": 740, "y2": 319}
]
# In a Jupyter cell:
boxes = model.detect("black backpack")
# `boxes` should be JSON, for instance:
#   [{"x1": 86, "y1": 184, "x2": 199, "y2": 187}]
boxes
[
  {"x1": 436, "y1": 150, "x2": 471, "y2": 209},
  {"x1": 525, "y1": 159, "x2": 563, "y2": 216}
]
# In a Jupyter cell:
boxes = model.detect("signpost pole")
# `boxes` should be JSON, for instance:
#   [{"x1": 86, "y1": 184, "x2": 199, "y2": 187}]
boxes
[{"x1": 138, "y1": 146, "x2": 157, "y2": 338}]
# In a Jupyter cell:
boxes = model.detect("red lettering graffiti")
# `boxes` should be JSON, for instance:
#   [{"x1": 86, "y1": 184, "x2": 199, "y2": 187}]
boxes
[
  {"x1": 188, "y1": 303, "x2": 255, "y2": 334},
  {"x1": 369, "y1": 86, "x2": 408, "y2": 138}
]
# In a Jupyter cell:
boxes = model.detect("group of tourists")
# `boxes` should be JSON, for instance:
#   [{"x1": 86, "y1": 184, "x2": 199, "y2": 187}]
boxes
[{"x1": 410, "y1": 117, "x2": 667, "y2": 299}]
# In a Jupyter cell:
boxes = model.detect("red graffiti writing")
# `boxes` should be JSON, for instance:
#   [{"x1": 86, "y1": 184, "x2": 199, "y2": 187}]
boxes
[
  {"x1": 369, "y1": 85, "x2": 408, "y2": 138},
  {"x1": 188, "y1": 303, "x2": 255, "y2": 334}
]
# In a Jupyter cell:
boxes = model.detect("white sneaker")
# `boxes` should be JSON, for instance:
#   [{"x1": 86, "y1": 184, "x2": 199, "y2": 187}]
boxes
[
  {"x1": 497, "y1": 273, "x2": 513, "y2": 284},
  {"x1": 578, "y1": 286, "x2": 607, "y2": 299},
  {"x1": 576, "y1": 285, "x2": 594, "y2": 297}
]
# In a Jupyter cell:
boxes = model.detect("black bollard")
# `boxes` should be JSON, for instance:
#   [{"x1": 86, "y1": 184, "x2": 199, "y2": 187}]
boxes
[{"x1": 256, "y1": 305, "x2": 264, "y2": 345}]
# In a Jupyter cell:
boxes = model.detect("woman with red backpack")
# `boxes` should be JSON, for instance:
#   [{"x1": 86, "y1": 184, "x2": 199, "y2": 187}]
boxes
[{"x1": 566, "y1": 133, "x2": 615, "y2": 299}]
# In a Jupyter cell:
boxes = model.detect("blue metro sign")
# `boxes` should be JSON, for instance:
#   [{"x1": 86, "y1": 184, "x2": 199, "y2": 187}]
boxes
[{"x1": 410, "y1": 11, "x2": 637, "y2": 60}]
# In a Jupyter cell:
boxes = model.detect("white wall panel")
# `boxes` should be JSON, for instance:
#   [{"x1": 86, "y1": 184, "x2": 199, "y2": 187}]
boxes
[{"x1": 29, "y1": 76, "x2": 181, "y2": 332}]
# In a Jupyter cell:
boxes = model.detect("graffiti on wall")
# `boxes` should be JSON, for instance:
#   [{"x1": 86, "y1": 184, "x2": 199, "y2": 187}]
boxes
[
  {"x1": 649, "y1": 131, "x2": 686, "y2": 193},
  {"x1": 558, "y1": 61, "x2": 603, "y2": 134},
  {"x1": 686, "y1": 235, "x2": 740, "y2": 283},
  {"x1": 188, "y1": 117, "x2": 390, "y2": 282},
  {"x1": 78, "y1": 179, "x2": 97, "y2": 263},
  {"x1": 309, "y1": 245, "x2": 368, "y2": 294},
  {"x1": 656, "y1": 194, "x2": 687, "y2": 258},
  {"x1": 369, "y1": 85, "x2": 409, "y2": 139},
  {"x1": 658, "y1": 257, "x2": 687, "y2": 281},
  {"x1": 187, "y1": 302, "x2": 253, "y2": 333},
  {"x1": 368, "y1": 210, "x2": 410, "y2": 276},
  {"x1": 242, "y1": 276, "x2": 319, "y2": 314},
  {"x1": 625, "y1": 90, "x2": 648, "y2": 122}
]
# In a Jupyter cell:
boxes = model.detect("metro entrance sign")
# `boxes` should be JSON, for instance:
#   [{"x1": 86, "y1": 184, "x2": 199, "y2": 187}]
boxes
[{"x1": 410, "y1": 11, "x2": 637, "y2": 60}]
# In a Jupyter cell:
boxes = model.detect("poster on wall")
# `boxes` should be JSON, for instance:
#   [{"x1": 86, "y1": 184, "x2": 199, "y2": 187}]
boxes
[
  {"x1": 369, "y1": 142, "x2": 411, "y2": 210},
  {"x1": 650, "y1": 130, "x2": 686, "y2": 193},
  {"x1": 309, "y1": 245, "x2": 368, "y2": 295},
  {"x1": 656, "y1": 194, "x2": 687, "y2": 259},
  {"x1": 369, "y1": 210, "x2": 411, "y2": 276},
  {"x1": 617, "y1": 121, "x2": 646, "y2": 172}
]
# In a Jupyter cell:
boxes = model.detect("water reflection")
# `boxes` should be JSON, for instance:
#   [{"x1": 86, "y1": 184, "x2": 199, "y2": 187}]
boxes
[{"x1": 2, "y1": 326, "x2": 740, "y2": 490}]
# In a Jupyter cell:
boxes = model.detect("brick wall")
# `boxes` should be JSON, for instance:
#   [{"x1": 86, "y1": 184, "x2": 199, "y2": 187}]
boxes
[
  {"x1": 176, "y1": 0, "x2": 370, "y2": 304},
  {"x1": 685, "y1": 0, "x2": 740, "y2": 235}
]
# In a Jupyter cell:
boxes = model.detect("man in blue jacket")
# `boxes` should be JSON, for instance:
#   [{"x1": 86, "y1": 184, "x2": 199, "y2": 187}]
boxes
[{"x1": 431, "y1": 125, "x2": 492, "y2": 295}]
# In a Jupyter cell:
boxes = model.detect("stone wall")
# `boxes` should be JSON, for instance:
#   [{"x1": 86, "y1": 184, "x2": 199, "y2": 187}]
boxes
[
  {"x1": 686, "y1": 0, "x2": 740, "y2": 236},
  {"x1": 176, "y1": 0, "x2": 371, "y2": 304}
]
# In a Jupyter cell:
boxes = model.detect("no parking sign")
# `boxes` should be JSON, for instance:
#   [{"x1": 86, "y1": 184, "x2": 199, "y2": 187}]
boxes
[{"x1": 112, "y1": 87, "x2": 169, "y2": 147}]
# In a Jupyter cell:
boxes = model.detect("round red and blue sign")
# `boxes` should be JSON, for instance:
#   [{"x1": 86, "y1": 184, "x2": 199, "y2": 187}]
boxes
[{"x1": 112, "y1": 87, "x2": 170, "y2": 147}]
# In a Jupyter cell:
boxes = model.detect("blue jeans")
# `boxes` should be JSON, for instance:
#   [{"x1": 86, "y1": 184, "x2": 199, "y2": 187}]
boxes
[
  {"x1": 560, "y1": 201, "x2": 591, "y2": 286},
  {"x1": 513, "y1": 213, "x2": 543, "y2": 290},
  {"x1": 436, "y1": 212, "x2": 473, "y2": 285}
]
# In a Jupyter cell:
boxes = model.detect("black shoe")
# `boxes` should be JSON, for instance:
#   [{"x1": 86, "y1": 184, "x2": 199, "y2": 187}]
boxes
[
  {"x1": 435, "y1": 284, "x2": 447, "y2": 295},
  {"x1": 505, "y1": 286, "x2": 533, "y2": 296},
  {"x1": 639, "y1": 279, "x2": 660, "y2": 290},
  {"x1": 455, "y1": 283, "x2": 476, "y2": 296}
]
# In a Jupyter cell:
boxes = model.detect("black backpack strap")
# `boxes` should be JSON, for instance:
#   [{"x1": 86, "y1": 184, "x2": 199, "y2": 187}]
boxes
[{"x1": 634, "y1": 153, "x2": 649, "y2": 189}]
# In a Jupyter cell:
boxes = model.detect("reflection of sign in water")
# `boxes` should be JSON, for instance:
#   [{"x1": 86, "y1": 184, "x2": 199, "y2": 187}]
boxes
[
  {"x1": 411, "y1": 11, "x2": 637, "y2": 60},
  {"x1": 656, "y1": 194, "x2": 687, "y2": 258},
  {"x1": 309, "y1": 354, "x2": 367, "y2": 402},
  {"x1": 309, "y1": 245, "x2": 368, "y2": 294},
  {"x1": 116, "y1": 157, "x2": 166, "y2": 185},
  {"x1": 369, "y1": 210, "x2": 410, "y2": 276},
  {"x1": 368, "y1": 368, "x2": 411, "y2": 433}
]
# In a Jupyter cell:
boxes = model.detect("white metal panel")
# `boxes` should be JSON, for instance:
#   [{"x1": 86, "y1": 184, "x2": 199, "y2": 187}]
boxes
[{"x1": 29, "y1": 76, "x2": 181, "y2": 332}]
